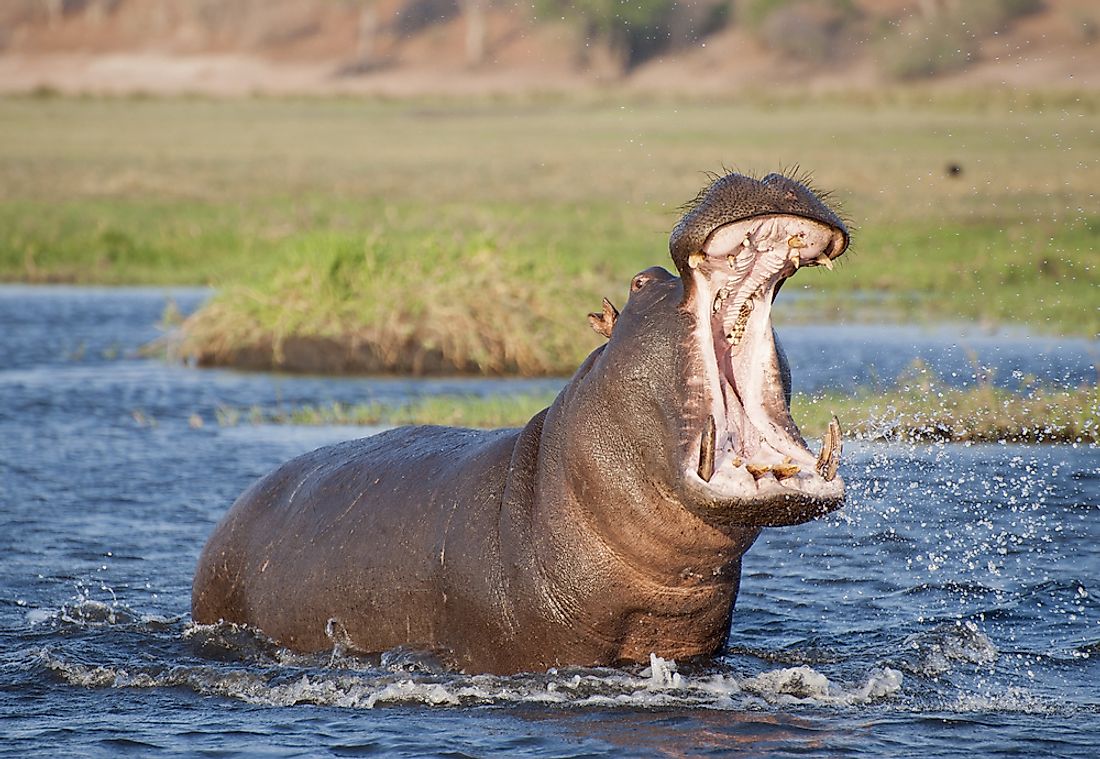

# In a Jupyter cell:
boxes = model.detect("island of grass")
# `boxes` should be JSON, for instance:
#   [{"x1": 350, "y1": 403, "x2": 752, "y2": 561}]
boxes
[{"x1": 209, "y1": 381, "x2": 1098, "y2": 446}]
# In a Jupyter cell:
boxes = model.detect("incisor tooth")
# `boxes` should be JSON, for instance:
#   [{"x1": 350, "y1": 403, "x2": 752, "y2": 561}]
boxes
[
  {"x1": 772, "y1": 462, "x2": 801, "y2": 480},
  {"x1": 688, "y1": 252, "x2": 706, "y2": 269},
  {"x1": 815, "y1": 254, "x2": 834, "y2": 271},
  {"x1": 746, "y1": 463, "x2": 771, "y2": 480}
]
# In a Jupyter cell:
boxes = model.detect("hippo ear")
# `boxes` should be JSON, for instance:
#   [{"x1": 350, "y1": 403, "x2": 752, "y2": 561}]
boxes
[{"x1": 587, "y1": 298, "x2": 619, "y2": 339}]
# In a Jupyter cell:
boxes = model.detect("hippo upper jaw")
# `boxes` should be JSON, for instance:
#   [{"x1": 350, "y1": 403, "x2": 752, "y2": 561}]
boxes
[{"x1": 676, "y1": 212, "x2": 847, "y2": 528}]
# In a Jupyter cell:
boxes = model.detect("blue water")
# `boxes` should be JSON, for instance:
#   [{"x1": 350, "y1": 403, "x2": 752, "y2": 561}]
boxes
[{"x1": 1, "y1": 286, "x2": 1098, "y2": 757}]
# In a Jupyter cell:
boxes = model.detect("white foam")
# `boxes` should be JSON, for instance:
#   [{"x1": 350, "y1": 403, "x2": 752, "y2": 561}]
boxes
[
  {"x1": 26, "y1": 599, "x2": 138, "y2": 629},
  {"x1": 951, "y1": 686, "x2": 1061, "y2": 715},
  {"x1": 642, "y1": 653, "x2": 684, "y2": 689},
  {"x1": 903, "y1": 622, "x2": 999, "y2": 676},
  {"x1": 742, "y1": 665, "x2": 904, "y2": 706},
  {"x1": 42, "y1": 650, "x2": 903, "y2": 712},
  {"x1": 24, "y1": 609, "x2": 55, "y2": 626}
]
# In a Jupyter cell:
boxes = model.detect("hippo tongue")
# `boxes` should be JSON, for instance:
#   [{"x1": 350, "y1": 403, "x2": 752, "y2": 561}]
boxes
[{"x1": 687, "y1": 213, "x2": 842, "y2": 492}]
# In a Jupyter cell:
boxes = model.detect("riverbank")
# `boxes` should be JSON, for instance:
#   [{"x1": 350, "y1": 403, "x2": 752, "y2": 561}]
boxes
[
  {"x1": 2, "y1": 94, "x2": 1097, "y2": 374},
  {"x1": 212, "y1": 382, "x2": 1099, "y2": 444}
]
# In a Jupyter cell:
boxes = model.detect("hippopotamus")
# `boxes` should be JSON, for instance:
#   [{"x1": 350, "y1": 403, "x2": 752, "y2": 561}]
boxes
[{"x1": 192, "y1": 170, "x2": 850, "y2": 675}]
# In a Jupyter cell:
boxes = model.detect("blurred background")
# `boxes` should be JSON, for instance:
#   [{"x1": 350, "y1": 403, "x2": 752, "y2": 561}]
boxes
[{"x1": 0, "y1": 0, "x2": 1097, "y2": 95}]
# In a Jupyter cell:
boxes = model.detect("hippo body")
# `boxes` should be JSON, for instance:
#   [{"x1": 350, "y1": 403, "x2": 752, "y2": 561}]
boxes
[{"x1": 193, "y1": 171, "x2": 851, "y2": 674}]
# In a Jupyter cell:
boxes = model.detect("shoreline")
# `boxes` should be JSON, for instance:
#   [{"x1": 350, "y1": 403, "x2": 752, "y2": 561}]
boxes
[{"x1": 208, "y1": 384, "x2": 1100, "y2": 445}]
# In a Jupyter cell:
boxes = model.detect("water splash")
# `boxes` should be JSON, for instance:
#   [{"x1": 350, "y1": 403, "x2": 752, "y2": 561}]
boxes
[{"x1": 38, "y1": 642, "x2": 903, "y2": 711}]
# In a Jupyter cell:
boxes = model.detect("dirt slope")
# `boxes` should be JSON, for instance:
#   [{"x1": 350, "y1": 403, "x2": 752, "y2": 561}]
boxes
[{"x1": 0, "y1": 0, "x2": 1096, "y2": 95}]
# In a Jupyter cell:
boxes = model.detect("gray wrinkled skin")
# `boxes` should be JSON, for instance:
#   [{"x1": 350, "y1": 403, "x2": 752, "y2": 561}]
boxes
[{"x1": 193, "y1": 171, "x2": 851, "y2": 675}]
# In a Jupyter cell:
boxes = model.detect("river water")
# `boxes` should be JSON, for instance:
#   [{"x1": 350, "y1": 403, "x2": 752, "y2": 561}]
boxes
[{"x1": 1, "y1": 286, "x2": 1097, "y2": 757}]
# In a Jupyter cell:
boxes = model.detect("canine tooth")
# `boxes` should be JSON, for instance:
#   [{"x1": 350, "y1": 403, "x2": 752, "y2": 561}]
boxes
[
  {"x1": 816, "y1": 415, "x2": 843, "y2": 481},
  {"x1": 697, "y1": 415, "x2": 716, "y2": 482},
  {"x1": 815, "y1": 254, "x2": 834, "y2": 271},
  {"x1": 788, "y1": 234, "x2": 807, "y2": 249},
  {"x1": 746, "y1": 463, "x2": 771, "y2": 480},
  {"x1": 789, "y1": 248, "x2": 801, "y2": 269},
  {"x1": 727, "y1": 255, "x2": 736, "y2": 268},
  {"x1": 688, "y1": 252, "x2": 706, "y2": 270}
]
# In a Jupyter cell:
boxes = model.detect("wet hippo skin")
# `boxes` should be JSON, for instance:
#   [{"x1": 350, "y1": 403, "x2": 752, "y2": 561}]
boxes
[{"x1": 193, "y1": 171, "x2": 851, "y2": 674}]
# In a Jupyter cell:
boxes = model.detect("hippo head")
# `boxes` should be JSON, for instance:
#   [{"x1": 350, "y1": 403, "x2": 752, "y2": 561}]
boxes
[{"x1": 580, "y1": 171, "x2": 849, "y2": 529}]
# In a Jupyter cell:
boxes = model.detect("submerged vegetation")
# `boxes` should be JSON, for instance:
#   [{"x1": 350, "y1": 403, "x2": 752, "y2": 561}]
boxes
[
  {"x1": 213, "y1": 382, "x2": 1099, "y2": 445},
  {"x1": 1, "y1": 94, "x2": 1098, "y2": 375}
]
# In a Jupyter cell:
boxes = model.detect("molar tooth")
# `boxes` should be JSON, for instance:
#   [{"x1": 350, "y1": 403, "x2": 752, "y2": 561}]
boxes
[
  {"x1": 688, "y1": 252, "x2": 706, "y2": 269},
  {"x1": 697, "y1": 415, "x2": 716, "y2": 482},
  {"x1": 815, "y1": 254, "x2": 834, "y2": 271},
  {"x1": 725, "y1": 298, "x2": 754, "y2": 346}
]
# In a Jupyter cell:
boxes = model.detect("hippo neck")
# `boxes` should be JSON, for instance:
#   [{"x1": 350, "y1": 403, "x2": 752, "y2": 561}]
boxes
[{"x1": 498, "y1": 346, "x2": 758, "y2": 663}]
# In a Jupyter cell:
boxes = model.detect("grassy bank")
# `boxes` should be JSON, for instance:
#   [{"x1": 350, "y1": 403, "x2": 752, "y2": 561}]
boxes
[
  {"x1": 212, "y1": 383, "x2": 1099, "y2": 444},
  {"x1": 2, "y1": 94, "x2": 1097, "y2": 373}
]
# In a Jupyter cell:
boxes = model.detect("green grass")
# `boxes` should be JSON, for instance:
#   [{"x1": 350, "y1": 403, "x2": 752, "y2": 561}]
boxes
[
  {"x1": 214, "y1": 391, "x2": 563, "y2": 430},
  {"x1": 795, "y1": 384, "x2": 1099, "y2": 444},
  {"x1": 211, "y1": 382, "x2": 1099, "y2": 444},
  {"x1": 1, "y1": 94, "x2": 1097, "y2": 373}
]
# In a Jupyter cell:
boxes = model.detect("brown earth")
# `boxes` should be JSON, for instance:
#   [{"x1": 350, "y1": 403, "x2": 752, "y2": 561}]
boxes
[{"x1": 0, "y1": 1, "x2": 1097, "y2": 96}]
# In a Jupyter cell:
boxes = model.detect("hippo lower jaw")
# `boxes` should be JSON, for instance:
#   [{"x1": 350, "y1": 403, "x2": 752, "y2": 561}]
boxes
[{"x1": 682, "y1": 213, "x2": 846, "y2": 527}]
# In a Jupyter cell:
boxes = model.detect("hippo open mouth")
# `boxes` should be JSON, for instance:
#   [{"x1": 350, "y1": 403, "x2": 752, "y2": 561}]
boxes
[{"x1": 670, "y1": 174, "x2": 850, "y2": 524}]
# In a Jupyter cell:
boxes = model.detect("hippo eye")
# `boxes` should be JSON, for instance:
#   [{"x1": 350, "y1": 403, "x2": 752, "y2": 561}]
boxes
[{"x1": 631, "y1": 273, "x2": 652, "y2": 292}]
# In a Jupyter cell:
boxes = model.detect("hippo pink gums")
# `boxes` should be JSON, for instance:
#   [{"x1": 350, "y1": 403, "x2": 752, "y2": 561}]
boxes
[{"x1": 193, "y1": 170, "x2": 851, "y2": 674}]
